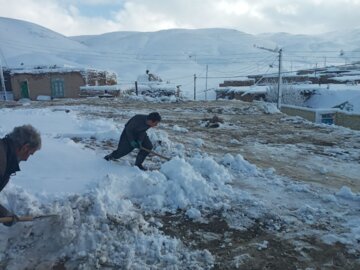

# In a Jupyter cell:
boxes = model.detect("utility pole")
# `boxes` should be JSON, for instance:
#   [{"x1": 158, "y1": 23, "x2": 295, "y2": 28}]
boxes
[
  {"x1": 254, "y1": 45, "x2": 283, "y2": 109},
  {"x1": 205, "y1": 65, "x2": 208, "y2": 100},
  {"x1": 193, "y1": 74, "x2": 197, "y2": 100},
  {"x1": 0, "y1": 58, "x2": 6, "y2": 101},
  {"x1": 277, "y1": 49, "x2": 282, "y2": 109}
]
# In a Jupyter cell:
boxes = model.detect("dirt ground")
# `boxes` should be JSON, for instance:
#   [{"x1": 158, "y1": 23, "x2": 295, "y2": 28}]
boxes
[{"x1": 2, "y1": 98, "x2": 360, "y2": 269}]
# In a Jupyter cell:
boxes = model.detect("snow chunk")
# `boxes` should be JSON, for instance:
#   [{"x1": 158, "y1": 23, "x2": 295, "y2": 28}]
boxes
[
  {"x1": 222, "y1": 153, "x2": 259, "y2": 176},
  {"x1": 336, "y1": 186, "x2": 359, "y2": 201},
  {"x1": 186, "y1": 208, "x2": 202, "y2": 220},
  {"x1": 172, "y1": 124, "x2": 188, "y2": 133}
]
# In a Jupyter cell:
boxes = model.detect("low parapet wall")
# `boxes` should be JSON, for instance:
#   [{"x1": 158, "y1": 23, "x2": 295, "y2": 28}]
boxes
[
  {"x1": 335, "y1": 112, "x2": 360, "y2": 130},
  {"x1": 280, "y1": 106, "x2": 316, "y2": 122},
  {"x1": 281, "y1": 105, "x2": 360, "y2": 130}
]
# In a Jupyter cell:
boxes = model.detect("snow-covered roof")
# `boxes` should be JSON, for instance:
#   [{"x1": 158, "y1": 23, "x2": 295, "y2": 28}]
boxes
[
  {"x1": 331, "y1": 75, "x2": 360, "y2": 81},
  {"x1": 8, "y1": 65, "x2": 86, "y2": 75},
  {"x1": 7, "y1": 65, "x2": 112, "y2": 75},
  {"x1": 80, "y1": 85, "x2": 124, "y2": 91},
  {"x1": 216, "y1": 85, "x2": 268, "y2": 94}
]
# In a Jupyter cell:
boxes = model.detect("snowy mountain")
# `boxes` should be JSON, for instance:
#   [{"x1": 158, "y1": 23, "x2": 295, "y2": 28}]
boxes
[
  {"x1": 0, "y1": 17, "x2": 92, "y2": 67},
  {"x1": 72, "y1": 28, "x2": 274, "y2": 60},
  {"x1": 1, "y1": 16, "x2": 360, "y2": 97}
]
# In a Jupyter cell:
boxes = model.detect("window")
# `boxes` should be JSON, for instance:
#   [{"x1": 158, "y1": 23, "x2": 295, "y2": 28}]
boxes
[{"x1": 321, "y1": 113, "x2": 335, "y2": 124}]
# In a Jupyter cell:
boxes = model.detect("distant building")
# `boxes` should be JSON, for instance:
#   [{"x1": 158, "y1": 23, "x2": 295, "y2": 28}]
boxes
[
  {"x1": 219, "y1": 79, "x2": 255, "y2": 87},
  {"x1": 216, "y1": 78, "x2": 265, "y2": 101},
  {"x1": 3, "y1": 65, "x2": 116, "y2": 100},
  {"x1": 215, "y1": 86, "x2": 267, "y2": 102}
]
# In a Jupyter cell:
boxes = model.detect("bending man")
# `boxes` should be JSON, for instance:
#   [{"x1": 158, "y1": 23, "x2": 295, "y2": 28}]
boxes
[
  {"x1": 104, "y1": 112, "x2": 161, "y2": 170},
  {"x1": 0, "y1": 125, "x2": 41, "y2": 226}
]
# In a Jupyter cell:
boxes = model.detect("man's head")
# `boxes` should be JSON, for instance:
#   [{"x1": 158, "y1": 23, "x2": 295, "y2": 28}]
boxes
[
  {"x1": 7, "y1": 125, "x2": 41, "y2": 162},
  {"x1": 146, "y1": 112, "x2": 161, "y2": 127}
]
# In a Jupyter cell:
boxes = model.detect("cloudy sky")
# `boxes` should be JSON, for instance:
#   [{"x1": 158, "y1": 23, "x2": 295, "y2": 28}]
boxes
[{"x1": 0, "y1": 0, "x2": 359, "y2": 36}]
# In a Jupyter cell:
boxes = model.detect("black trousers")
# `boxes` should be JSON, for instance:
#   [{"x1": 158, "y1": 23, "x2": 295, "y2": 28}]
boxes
[{"x1": 109, "y1": 132, "x2": 153, "y2": 165}]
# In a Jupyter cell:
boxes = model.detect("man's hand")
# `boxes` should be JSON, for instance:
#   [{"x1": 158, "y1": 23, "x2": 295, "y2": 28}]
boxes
[
  {"x1": 3, "y1": 214, "x2": 19, "y2": 227},
  {"x1": 130, "y1": 140, "x2": 138, "y2": 148},
  {"x1": 0, "y1": 204, "x2": 18, "y2": 227},
  {"x1": 130, "y1": 140, "x2": 142, "y2": 149},
  {"x1": 137, "y1": 140, "x2": 142, "y2": 149}
]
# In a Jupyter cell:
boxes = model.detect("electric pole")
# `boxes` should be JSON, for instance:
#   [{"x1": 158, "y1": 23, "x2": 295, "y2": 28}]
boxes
[
  {"x1": 254, "y1": 45, "x2": 283, "y2": 109},
  {"x1": 277, "y1": 49, "x2": 282, "y2": 109},
  {"x1": 205, "y1": 65, "x2": 208, "y2": 100},
  {"x1": 193, "y1": 74, "x2": 197, "y2": 100},
  {"x1": 0, "y1": 58, "x2": 6, "y2": 101}
]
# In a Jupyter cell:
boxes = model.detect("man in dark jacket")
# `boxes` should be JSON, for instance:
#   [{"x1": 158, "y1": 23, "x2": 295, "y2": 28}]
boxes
[
  {"x1": 104, "y1": 112, "x2": 161, "y2": 170},
  {"x1": 0, "y1": 125, "x2": 41, "y2": 226}
]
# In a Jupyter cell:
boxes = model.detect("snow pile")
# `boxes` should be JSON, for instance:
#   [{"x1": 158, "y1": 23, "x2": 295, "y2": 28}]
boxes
[
  {"x1": 256, "y1": 101, "x2": 280, "y2": 114},
  {"x1": 172, "y1": 125, "x2": 188, "y2": 133},
  {"x1": 222, "y1": 154, "x2": 260, "y2": 176},
  {"x1": 0, "y1": 180, "x2": 215, "y2": 269}
]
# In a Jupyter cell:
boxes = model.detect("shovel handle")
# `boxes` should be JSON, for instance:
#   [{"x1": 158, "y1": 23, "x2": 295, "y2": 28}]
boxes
[
  {"x1": 140, "y1": 147, "x2": 171, "y2": 161},
  {"x1": 0, "y1": 216, "x2": 33, "y2": 223},
  {"x1": 0, "y1": 214, "x2": 58, "y2": 223}
]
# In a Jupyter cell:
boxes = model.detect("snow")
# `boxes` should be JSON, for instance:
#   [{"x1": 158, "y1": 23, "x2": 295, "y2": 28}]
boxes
[
  {"x1": 305, "y1": 84, "x2": 360, "y2": 113},
  {"x1": 0, "y1": 16, "x2": 360, "y2": 268},
  {"x1": 0, "y1": 102, "x2": 359, "y2": 268},
  {"x1": 173, "y1": 125, "x2": 188, "y2": 133},
  {"x1": 0, "y1": 106, "x2": 218, "y2": 268}
]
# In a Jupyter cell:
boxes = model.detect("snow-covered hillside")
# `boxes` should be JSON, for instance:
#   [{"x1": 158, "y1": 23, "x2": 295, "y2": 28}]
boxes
[{"x1": 0, "y1": 17, "x2": 92, "y2": 67}]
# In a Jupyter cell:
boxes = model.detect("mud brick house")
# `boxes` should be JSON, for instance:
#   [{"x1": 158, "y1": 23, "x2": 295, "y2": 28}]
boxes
[{"x1": 3, "y1": 65, "x2": 116, "y2": 100}]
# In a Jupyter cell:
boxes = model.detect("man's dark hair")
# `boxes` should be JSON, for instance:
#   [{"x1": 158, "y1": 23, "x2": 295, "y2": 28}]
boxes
[
  {"x1": 147, "y1": 112, "x2": 161, "y2": 122},
  {"x1": 7, "y1": 125, "x2": 41, "y2": 150}
]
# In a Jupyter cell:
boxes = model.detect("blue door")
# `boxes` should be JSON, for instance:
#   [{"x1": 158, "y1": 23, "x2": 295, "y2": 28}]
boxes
[
  {"x1": 20, "y1": 81, "x2": 29, "y2": 98},
  {"x1": 51, "y1": 78, "x2": 65, "y2": 98}
]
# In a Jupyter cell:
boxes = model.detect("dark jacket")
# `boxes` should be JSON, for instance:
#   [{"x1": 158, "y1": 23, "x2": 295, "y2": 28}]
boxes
[
  {"x1": 0, "y1": 136, "x2": 20, "y2": 193},
  {"x1": 124, "y1": 114, "x2": 151, "y2": 142}
]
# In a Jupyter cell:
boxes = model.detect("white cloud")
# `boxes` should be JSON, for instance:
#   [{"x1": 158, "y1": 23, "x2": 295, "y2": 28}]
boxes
[
  {"x1": 113, "y1": 2, "x2": 182, "y2": 31},
  {"x1": 0, "y1": 0, "x2": 121, "y2": 36},
  {"x1": 215, "y1": 1, "x2": 251, "y2": 15},
  {"x1": 275, "y1": 4, "x2": 299, "y2": 15},
  {"x1": 0, "y1": 0, "x2": 360, "y2": 36}
]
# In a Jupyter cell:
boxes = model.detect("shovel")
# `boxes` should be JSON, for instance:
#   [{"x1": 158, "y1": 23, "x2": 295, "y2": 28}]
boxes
[
  {"x1": 0, "y1": 214, "x2": 59, "y2": 224},
  {"x1": 140, "y1": 146, "x2": 171, "y2": 161}
]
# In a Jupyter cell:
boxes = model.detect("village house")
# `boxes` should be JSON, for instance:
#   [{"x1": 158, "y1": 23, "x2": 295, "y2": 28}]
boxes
[
  {"x1": 2, "y1": 65, "x2": 117, "y2": 100},
  {"x1": 216, "y1": 63, "x2": 360, "y2": 102},
  {"x1": 215, "y1": 86, "x2": 267, "y2": 101}
]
